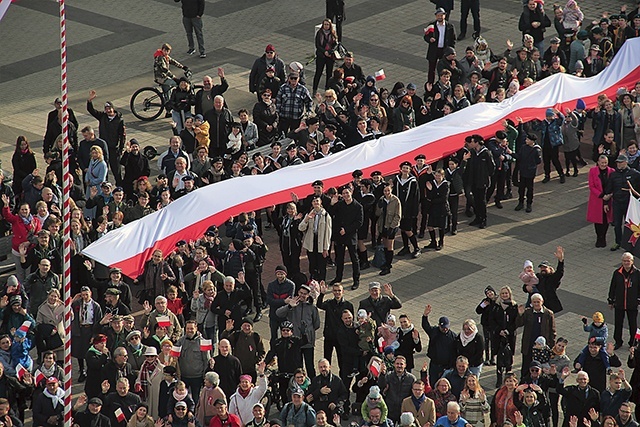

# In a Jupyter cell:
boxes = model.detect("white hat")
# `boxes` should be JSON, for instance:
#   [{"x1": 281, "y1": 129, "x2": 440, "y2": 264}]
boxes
[
  {"x1": 524, "y1": 260, "x2": 533, "y2": 269},
  {"x1": 144, "y1": 347, "x2": 158, "y2": 356}
]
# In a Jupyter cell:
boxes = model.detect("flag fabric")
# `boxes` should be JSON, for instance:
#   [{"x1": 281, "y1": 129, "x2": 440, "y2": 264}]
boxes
[
  {"x1": 200, "y1": 339, "x2": 213, "y2": 351},
  {"x1": 635, "y1": 328, "x2": 640, "y2": 341},
  {"x1": 115, "y1": 408, "x2": 126, "y2": 422},
  {"x1": 374, "y1": 69, "x2": 386, "y2": 81},
  {"x1": 623, "y1": 196, "x2": 640, "y2": 257},
  {"x1": 369, "y1": 357, "x2": 382, "y2": 378},
  {"x1": 170, "y1": 346, "x2": 182, "y2": 357},
  {"x1": 156, "y1": 316, "x2": 171, "y2": 328},
  {"x1": 16, "y1": 363, "x2": 27, "y2": 380},
  {"x1": 82, "y1": 38, "x2": 640, "y2": 278},
  {"x1": 0, "y1": 0, "x2": 12, "y2": 23},
  {"x1": 18, "y1": 321, "x2": 31, "y2": 333},
  {"x1": 34, "y1": 369, "x2": 45, "y2": 384},
  {"x1": 424, "y1": 25, "x2": 435, "y2": 35}
]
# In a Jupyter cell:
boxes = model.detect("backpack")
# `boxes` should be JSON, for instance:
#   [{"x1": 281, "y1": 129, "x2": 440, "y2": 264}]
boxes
[
  {"x1": 371, "y1": 245, "x2": 386, "y2": 269},
  {"x1": 497, "y1": 338, "x2": 513, "y2": 369}
]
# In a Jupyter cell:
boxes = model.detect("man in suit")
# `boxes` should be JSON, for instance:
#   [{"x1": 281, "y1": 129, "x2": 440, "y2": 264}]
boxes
[
  {"x1": 424, "y1": 8, "x2": 456, "y2": 84},
  {"x1": 516, "y1": 293, "x2": 556, "y2": 377}
]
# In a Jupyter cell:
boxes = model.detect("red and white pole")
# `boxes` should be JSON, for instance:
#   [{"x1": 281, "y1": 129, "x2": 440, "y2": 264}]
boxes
[{"x1": 59, "y1": 0, "x2": 72, "y2": 426}]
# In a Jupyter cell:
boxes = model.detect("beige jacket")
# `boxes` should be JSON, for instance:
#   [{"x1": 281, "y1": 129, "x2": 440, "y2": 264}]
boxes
[
  {"x1": 375, "y1": 194, "x2": 402, "y2": 230},
  {"x1": 401, "y1": 395, "x2": 436, "y2": 427},
  {"x1": 299, "y1": 208, "x2": 332, "y2": 252}
]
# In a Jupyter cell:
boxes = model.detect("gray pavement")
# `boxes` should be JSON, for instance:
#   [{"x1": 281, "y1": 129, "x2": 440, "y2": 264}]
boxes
[{"x1": 0, "y1": 0, "x2": 635, "y2": 424}]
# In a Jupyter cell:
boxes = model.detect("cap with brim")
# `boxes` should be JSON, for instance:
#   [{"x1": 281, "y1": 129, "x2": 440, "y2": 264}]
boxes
[
  {"x1": 399, "y1": 161, "x2": 412, "y2": 168},
  {"x1": 368, "y1": 281, "x2": 381, "y2": 289},
  {"x1": 291, "y1": 387, "x2": 304, "y2": 396},
  {"x1": 175, "y1": 401, "x2": 188, "y2": 408},
  {"x1": 438, "y1": 316, "x2": 450, "y2": 328},
  {"x1": 538, "y1": 260, "x2": 552, "y2": 267},
  {"x1": 53, "y1": 98, "x2": 62, "y2": 105},
  {"x1": 9, "y1": 295, "x2": 21, "y2": 306},
  {"x1": 104, "y1": 102, "x2": 114, "y2": 108},
  {"x1": 129, "y1": 138, "x2": 140, "y2": 146},
  {"x1": 590, "y1": 45, "x2": 601, "y2": 52},
  {"x1": 414, "y1": 154, "x2": 426, "y2": 160},
  {"x1": 109, "y1": 267, "x2": 121, "y2": 274},
  {"x1": 88, "y1": 398, "x2": 103, "y2": 406},
  {"x1": 126, "y1": 330, "x2": 141, "y2": 341},
  {"x1": 529, "y1": 360, "x2": 542, "y2": 369},
  {"x1": 46, "y1": 377, "x2": 59, "y2": 384},
  {"x1": 617, "y1": 154, "x2": 629, "y2": 162},
  {"x1": 370, "y1": 171, "x2": 382, "y2": 177},
  {"x1": 312, "y1": 180, "x2": 324, "y2": 187},
  {"x1": 176, "y1": 240, "x2": 187, "y2": 246},
  {"x1": 81, "y1": 286, "x2": 91, "y2": 292},
  {"x1": 123, "y1": 315, "x2": 135, "y2": 322},
  {"x1": 213, "y1": 399, "x2": 227, "y2": 406},
  {"x1": 550, "y1": 37, "x2": 561, "y2": 44},
  {"x1": 435, "y1": 7, "x2": 446, "y2": 14}
]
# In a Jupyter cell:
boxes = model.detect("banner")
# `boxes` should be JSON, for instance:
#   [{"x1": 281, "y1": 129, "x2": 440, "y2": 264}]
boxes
[
  {"x1": 83, "y1": 39, "x2": 640, "y2": 278},
  {"x1": 0, "y1": 0, "x2": 12, "y2": 23},
  {"x1": 623, "y1": 195, "x2": 640, "y2": 256}
]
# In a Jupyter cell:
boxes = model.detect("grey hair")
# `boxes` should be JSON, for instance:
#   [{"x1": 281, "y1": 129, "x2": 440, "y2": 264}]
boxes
[{"x1": 205, "y1": 371, "x2": 220, "y2": 386}]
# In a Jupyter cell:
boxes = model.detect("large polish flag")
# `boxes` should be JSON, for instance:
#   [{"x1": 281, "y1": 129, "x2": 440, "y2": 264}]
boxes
[
  {"x1": 0, "y1": 0, "x2": 12, "y2": 22},
  {"x1": 84, "y1": 39, "x2": 640, "y2": 277}
]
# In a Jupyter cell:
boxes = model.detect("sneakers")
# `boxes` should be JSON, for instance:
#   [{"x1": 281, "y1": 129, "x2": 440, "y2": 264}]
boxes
[
  {"x1": 200, "y1": 53, "x2": 207, "y2": 58},
  {"x1": 187, "y1": 48, "x2": 196, "y2": 55},
  {"x1": 411, "y1": 249, "x2": 421, "y2": 259}
]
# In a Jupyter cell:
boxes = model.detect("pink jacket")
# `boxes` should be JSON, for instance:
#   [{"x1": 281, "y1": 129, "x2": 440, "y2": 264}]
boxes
[
  {"x1": 2, "y1": 207, "x2": 42, "y2": 252},
  {"x1": 587, "y1": 165, "x2": 613, "y2": 224}
]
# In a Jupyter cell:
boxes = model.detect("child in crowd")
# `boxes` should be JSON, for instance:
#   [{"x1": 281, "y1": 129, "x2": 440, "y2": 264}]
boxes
[
  {"x1": 562, "y1": 0, "x2": 584, "y2": 30},
  {"x1": 227, "y1": 122, "x2": 243, "y2": 159},
  {"x1": 194, "y1": 114, "x2": 210, "y2": 150},
  {"x1": 476, "y1": 286, "x2": 498, "y2": 365},
  {"x1": 361, "y1": 386, "x2": 388, "y2": 422},
  {"x1": 378, "y1": 314, "x2": 399, "y2": 351},
  {"x1": 531, "y1": 336, "x2": 552, "y2": 369},
  {"x1": 12, "y1": 329, "x2": 33, "y2": 372},
  {"x1": 574, "y1": 336, "x2": 610, "y2": 373},
  {"x1": 520, "y1": 260, "x2": 539, "y2": 307},
  {"x1": 582, "y1": 311, "x2": 608, "y2": 342},
  {"x1": 357, "y1": 309, "x2": 377, "y2": 354}
]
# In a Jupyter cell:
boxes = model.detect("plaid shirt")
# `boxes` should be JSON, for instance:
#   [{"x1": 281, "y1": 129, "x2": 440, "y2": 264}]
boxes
[{"x1": 276, "y1": 82, "x2": 313, "y2": 119}]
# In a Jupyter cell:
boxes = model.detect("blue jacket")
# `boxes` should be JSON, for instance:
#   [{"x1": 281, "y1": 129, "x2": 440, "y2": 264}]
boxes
[
  {"x1": 435, "y1": 415, "x2": 469, "y2": 427},
  {"x1": 535, "y1": 114, "x2": 565, "y2": 147},
  {"x1": 515, "y1": 143, "x2": 542, "y2": 179}
]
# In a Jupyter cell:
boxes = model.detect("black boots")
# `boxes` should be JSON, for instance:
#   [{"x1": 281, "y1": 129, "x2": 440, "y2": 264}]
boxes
[
  {"x1": 358, "y1": 251, "x2": 370, "y2": 269},
  {"x1": 380, "y1": 249, "x2": 394, "y2": 275}
]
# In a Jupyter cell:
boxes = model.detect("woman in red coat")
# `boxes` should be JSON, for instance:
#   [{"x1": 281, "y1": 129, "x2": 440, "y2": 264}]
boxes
[
  {"x1": 1, "y1": 193, "x2": 42, "y2": 282},
  {"x1": 587, "y1": 155, "x2": 614, "y2": 248}
]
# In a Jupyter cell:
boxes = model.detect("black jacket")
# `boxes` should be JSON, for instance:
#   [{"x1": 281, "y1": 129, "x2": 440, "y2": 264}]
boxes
[
  {"x1": 174, "y1": 0, "x2": 204, "y2": 18},
  {"x1": 103, "y1": 392, "x2": 141, "y2": 427},
  {"x1": 608, "y1": 265, "x2": 640, "y2": 310},
  {"x1": 265, "y1": 336, "x2": 306, "y2": 373},
  {"x1": 396, "y1": 326, "x2": 422, "y2": 371},
  {"x1": 119, "y1": 152, "x2": 150, "y2": 185},
  {"x1": 203, "y1": 107, "x2": 234, "y2": 152},
  {"x1": 249, "y1": 55, "x2": 287, "y2": 93},
  {"x1": 536, "y1": 260, "x2": 564, "y2": 313},
  {"x1": 316, "y1": 294, "x2": 354, "y2": 339},
  {"x1": 86, "y1": 101, "x2": 126, "y2": 152},
  {"x1": 605, "y1": 167, "x2": 640, "y2": 204},
  {"x1": 421, "y1": 315, "x2": 458, "y2": 367},
  {"x1": 424, "y1": 21, "x2": 456, "y2": 61},
  {"x1": 307, "y1": 373, "x2": 349, "y2": 413},
  {"x1": 456, "y1": 333, "x2": 484, "y2": 367},
  {"x1": 519, "y1": 6, "x2": 551, "y2": 43},
  {"x1": 558, "y1": 383, "x2": 600, "y2": 427},
  {"x1": 393, "y1": 175, "x2": 420, "y2": 218},
  {"x1": 515, "y1": 143, "x2": 542, "y2": 179},
  {"x1": 467, "y1": 146, "x2": 495, "y2": 188},
  {"x1": 195, "y1": 81, "x2": 229, "y2": 116},
  {"x1": 358, "y1": 295, "x2": 402, "y2": 326},
  {"x1": 329, "y1": 199, "x2": 364, "y2": 245},
  {"x1": 73, "y1": 410, "x2": 112, "y2": 427}
]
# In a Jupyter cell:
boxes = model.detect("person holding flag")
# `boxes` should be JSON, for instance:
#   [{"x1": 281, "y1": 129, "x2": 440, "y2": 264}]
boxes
[
  {"x1": 176, "y1": 320, "x2": 212, "y2": 400},
  {"x1": 140, "y1": 296, "x2": 183, "y2": 342},
  {"x1": 608, "y1": 252, "x2": 640, "y2": 350},
  {"x1": 102, "y1": 377, "x2": 141, "y2": 427}
]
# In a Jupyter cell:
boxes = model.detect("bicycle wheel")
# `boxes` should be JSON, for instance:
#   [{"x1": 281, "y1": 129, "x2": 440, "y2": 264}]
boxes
[
  {"x1": 130, "y1": 87, "x2": 164, "y2": 121},
  {"x1": 261, "y1": 390, "x2": 272, "y2": 417}
]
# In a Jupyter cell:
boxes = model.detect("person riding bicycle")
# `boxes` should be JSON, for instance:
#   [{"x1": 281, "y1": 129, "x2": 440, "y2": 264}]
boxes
[
  {"x1": 265, "y1": 321, "x2": 307, "y2": 404},
  {"x1": 154, "y1": 43, "x2": 190, "y2": 107}
]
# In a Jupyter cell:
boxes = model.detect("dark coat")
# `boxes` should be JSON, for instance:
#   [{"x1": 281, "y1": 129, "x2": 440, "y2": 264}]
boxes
[
  {"x1": 393, "y1": 175, "x2": 420, "y2": 218},
  {"x1": 73, "y1": 410, "x2": 112, "y2": 427},
  {"x1": 515, "y1": 143, "x2": 542, "y2": 179},
  {"x1": 213, "y1": 354, "x2": 243, "y2": 398},
  {"x1": 85, "y1": 349, "x2": 110, "y2": 398},
  {"x1": 103, "y1": 392, "x2": 141, "y2": 427},
  {"x1": 467, "y1": 146, "x2": 496, "y2": 188},
  {"x1": 316, "y1": 294, "x2": 354, "y2": 340},
  {"x1": 86, "y1": 101, "x2": 126, "y2": 152},
  {"x1": 204, "y1": 107, "x2": 234, "y2": 153},
  {"x1": 358, "y1": 295, "x2": 403, "y2": 326},
  {"x1": 519, "y1": 6, "x2": 551, "y2": 43},
  {"x1": 456, "y1": 333, "x2": 485, "y2": 367},
  {"x1": 608, "y1": 265, "x2": 640, "y2": 310},
  {"x1": 252, "y1": 101, "x2": 279, "y2": 147},
  {"x1": 249, "y1": 54, "x2": 286, "y2": 94},
  {"x1": 536, "y1": 260, "x2": 564, "y2": 313},
  {"x1": 210, "y1": 289, "x2": 245, "y2": 337},
  {"x1": 174, "y1": 0, "x2": 204, "y2": 18},
  {"x1": 396, "y1": 326, "x2": 422, "y2": 371},
  {"x1": 424, "y1": 21, "x2": 456, "y2": 61},
  {"x1": 422, "y1": 315, "x2": 458, "y2": 368},
  {"x1": 306, "y1": 373, "x2": 349, "y2": 415},
  {"x1": 330, "y1": 199, "x2": 364, "y2": 245},
  {"x1": 558, "y1": 383, "x2": 600, "y2": 427},
  {"x1": 515, "y1": 307, "x2": 556, "y2": 356}
]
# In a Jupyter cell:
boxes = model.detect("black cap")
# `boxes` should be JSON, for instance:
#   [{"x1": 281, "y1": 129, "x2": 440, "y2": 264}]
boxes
[
  {"x1": 414, "y1": 154, "x2": 426, "y2": 160},
  {"x1": 182, "y1": 175, "x2": 195, "y2": 182},
  {"x1": 205, "y1": 230, "x2": 216, "y2": 237},
  {"x1": 312, "y1": 180, "x2": 323, "y2": 187},
  {"x1": 399, "y1": 161, "x2": 411, "y2": 168},
  {"x1": 88, "y1": 397, "x2": 103, "y2": 406},
  {"x1": 212, "y1": 156, "x2": 223, "y2": 163},
  {"x1": 370, "y1": 171, "x2": 382, "y2": 177},
  {"x1": 526, "y1": 133, "x2": 537, "y2": 141},
  {"x1": 306, "y1": 116, "x2": 319, "y2": 126},
  {"x1": 176, "y1": 240, "x2": 187, "y2": 246},
  {"x1": 214, "y1": 399, "x2": 227, "y2": 406},
  {"x1": 163, "y1": 365, "x2": 177, "y2": 375},
  {"x1": 352, "y1": 169, "x2": 363, "y2": 178}
]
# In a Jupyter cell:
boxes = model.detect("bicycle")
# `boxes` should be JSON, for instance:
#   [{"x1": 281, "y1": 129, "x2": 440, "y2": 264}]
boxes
[
  {"x1": 261, "y1": 368, "x2": 292, "y2": 416},
  {"x1": 129, "y1": 70, "x2": 201, "y2": 121}
]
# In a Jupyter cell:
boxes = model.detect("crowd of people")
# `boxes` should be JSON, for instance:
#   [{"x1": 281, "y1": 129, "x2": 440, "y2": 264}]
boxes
[{"x1": 2, "y1": 0, "x2": 640, "y2": 427}]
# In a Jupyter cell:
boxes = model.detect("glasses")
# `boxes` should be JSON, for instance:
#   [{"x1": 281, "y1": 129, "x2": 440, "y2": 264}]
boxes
[{"x1": 262, "y1": 94, "x2": 271, "y2": 98}]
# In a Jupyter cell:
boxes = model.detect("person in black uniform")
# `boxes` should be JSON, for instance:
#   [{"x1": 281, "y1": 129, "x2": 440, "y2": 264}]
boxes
[
  {"x1": 274, "y1": 203, "x2": 303, "y2": 277},
  {"x1": 412, "y1": 155, "x2": 434, "y2": 239},
  {"x1": 423, "y1": 169, "x2": 450, "y2": 251},
  {"x1": 445, "y1": 154, "x2": 469, "y2": 235},
  {"x1": 466, "y1": 134, "x2": 495, "y2": 229},
  {"x1": 328, "y1": 185, "x2": 364, "y2": 290},
  {"x1": 369, "y1": 171, "x2": 385, "y2": 246},
  {"x1": 355, "y1": 178, "x2": 376, "y2": 271},
  {"x1": 394, "y1": 161, "x2": 421, "y2": 258}
]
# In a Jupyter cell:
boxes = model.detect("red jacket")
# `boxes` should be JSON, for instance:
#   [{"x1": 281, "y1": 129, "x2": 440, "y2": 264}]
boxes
[
  {"x1": 209, "y1": 414, "x2": 241, "y2": 427},
  {"x1": 2, "y1": 207, "x2": 41, "y2": 252}
]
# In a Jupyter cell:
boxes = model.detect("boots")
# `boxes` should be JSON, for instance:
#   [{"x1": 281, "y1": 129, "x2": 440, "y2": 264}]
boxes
[
  {"x1": 359, "y1": 251, "x2": 370, "y2": 269},
  {"x1": 437, "y1": 229, "x2": 444, "y2": 251},
  {"x1": 423, "y1": 230, "x2": 438, "y2": 250},
  {"x1": 380, "y1": 249, "x2": 393, "y2": 275}
]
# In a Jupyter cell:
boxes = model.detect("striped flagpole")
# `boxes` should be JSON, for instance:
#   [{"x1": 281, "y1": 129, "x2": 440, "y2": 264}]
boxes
[{"x1": 59, "y1": 0, "x2": 73, "y2": 426}]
